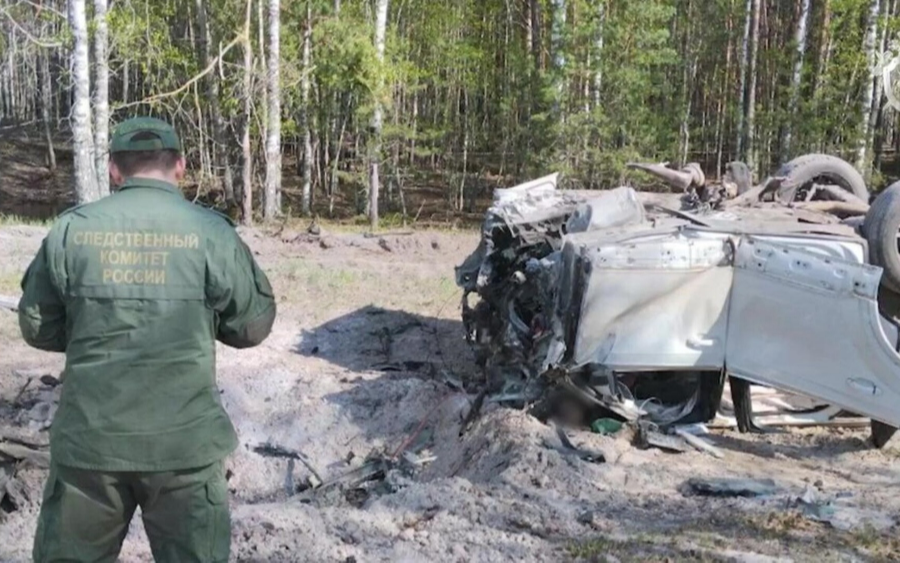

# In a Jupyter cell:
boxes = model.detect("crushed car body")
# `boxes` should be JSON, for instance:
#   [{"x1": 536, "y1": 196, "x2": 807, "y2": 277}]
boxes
[{"x1": 456, "y1": 158, "x2": 900, "y2": 442}]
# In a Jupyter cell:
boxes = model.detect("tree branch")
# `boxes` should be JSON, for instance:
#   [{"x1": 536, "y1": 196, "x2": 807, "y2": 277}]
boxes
[
  {"x1": 13, "y1": 0, "x2": 66, "y2": 19},
  {"x1": 112, "y1": 31, "x2": 245, "y2": 110},
  {"x1": 0, "y1": 6, "x2": 62, "y2": 48}
]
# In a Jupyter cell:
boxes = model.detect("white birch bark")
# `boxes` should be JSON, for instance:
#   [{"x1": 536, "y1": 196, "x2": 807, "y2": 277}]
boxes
[
  {"x1": 857, "y1": 0, "x2": 881, "y2": 172},
  {"x1": 93, "y1": 0, "x2": 110, "y2": 197},
  {"x1": 241, "y1": 0, "x2": 253, "y2": 225},
  {"x1": 745, "y1": 0, "x2": 761, "y2": 174},
  {"x1": 783, "y1": 0, "x2": 811, "y2": 156},
  {"x1": 264, "y1": 0, "x2": 282, "y2": 220},
  {"x1": 369, "y1": 0, "x2": 388, "y2": 229},
  {"x1": 593, "y1": 1, "x2": 605, "y2": 109},
  {"x1": 40, "y1": 45, "x2": 56, "y2": 171},
  {"x1": 69, "y1": 0, "x2": 98, "y2": 203},
  {"x1": 735, "y1": 0, "x2": 752, "y2": 159},
  {"x1": 300, "y1": 0, "x2": 312, "y2": 216},
  {"x1": 550, "y1": 0, "x2": 566, "y2": 115},
  {"x1": 867, "y1": 0, "x2": 892, "y2": 168}
]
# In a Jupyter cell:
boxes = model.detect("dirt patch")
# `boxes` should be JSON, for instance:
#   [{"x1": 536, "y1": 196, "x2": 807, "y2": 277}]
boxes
[{"x1": 1, "y1": 225, "x2": 899, "y2": 562}]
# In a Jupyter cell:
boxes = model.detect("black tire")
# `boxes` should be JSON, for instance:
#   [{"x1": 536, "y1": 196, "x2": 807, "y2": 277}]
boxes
[
  {"x1": 864, "y1": 181, "x2": 900, "y2": 292},
  {"x1": 774, "y1": 154, "x2": 869, "y2": 202}
]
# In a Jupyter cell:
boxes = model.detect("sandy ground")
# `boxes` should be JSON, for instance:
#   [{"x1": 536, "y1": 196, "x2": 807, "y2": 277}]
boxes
[{"x1": 2, "y1": 223, "x2": 900, "y2": 563}]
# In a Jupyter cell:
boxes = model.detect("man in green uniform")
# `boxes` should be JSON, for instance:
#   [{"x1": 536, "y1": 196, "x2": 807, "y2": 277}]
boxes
[{"x1": 17, "y1": 117, "x2": 277, "y2": 562}]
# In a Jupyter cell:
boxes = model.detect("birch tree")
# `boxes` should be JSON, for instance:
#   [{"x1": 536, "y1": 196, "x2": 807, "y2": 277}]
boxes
[
  {"x1": 745, "y1": 0, "x2": 761, "y2": 174},
  {"x1": 69, "y1": 0, "x2": 99, "y2": 203},
  {"x1": 241, "y1": 0, "x2": 253, "y2": 225},
  {"x1": 299, "y1": 0, "x2": 312, "y2": 216},
  {"x1": 857, "y1": 0, "x2": 882, "y2": 173},
  {"x1": 868, "y1": 0, "x2": 893, "y2": 171},
  {"x1": 550, "y1": 0, "x2": 566, "y2": 117},
  {"x1": 5, "y1": 0, "x2": 900, "y2": 222},
  {"x1": 369, "y1": 0, "x2": 388, "y2": 229},
  {"x1": 40, "y1": 44, "x2": 55, "y2": 172},
  {"x1": 93, "y1": 0, "x2": 110, "y2": 197},
  {"x1": 735, "y1": 0, "x2": 752, "y2": 159},
  {"x1": 196, "y1": 0, "x2": 234, "y2": 204},
  {"x1": 593, "y1": 1, "x2": 605, "y2": 109},
  {"x1": 782, "y1": 0, "x2": 811, "y2": 156},
  {"x1": 264, "y1": 0, "x2": 281, "y2": 220}
]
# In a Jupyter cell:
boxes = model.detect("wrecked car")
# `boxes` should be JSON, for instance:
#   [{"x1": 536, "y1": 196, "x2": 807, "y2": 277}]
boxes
[{"x1": 456, "y1": 154, "x2": 900, "y2": 447}]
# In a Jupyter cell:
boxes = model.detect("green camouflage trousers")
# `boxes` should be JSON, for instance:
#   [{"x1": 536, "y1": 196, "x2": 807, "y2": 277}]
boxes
[{"x1": 32, "y1": 460, "x2": 231, "y2": 563}]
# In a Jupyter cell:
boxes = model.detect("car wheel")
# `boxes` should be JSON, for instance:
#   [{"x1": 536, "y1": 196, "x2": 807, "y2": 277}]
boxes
[
  {"x1": 864, "y1": 181, "x2": 900, "y2": 292},
  {"x1": 774, "y1": 153, "x2": 869, "y2": 202}
]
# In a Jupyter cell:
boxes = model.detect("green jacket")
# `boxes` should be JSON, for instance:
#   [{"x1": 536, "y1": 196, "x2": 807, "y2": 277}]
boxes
[{"x1": 17, "y1": 178, "x2": 277, "y2": 471}]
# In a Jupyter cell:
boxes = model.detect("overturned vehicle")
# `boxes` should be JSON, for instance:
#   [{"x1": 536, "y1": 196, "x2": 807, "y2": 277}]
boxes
[{"x1": 456, "y1": 154, "x2": 900, "y2": 447}]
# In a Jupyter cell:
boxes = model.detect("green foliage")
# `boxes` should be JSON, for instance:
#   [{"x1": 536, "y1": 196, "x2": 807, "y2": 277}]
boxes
[{"x1": 9, "y1": 0, "x2": 897, "y2": 220}]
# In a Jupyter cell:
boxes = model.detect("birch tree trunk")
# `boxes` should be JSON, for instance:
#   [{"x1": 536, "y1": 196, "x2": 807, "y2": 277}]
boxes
[
  {"x1": 300, "y1": 1, "x2": 313, "y2": 216},
  {"x1": 593, "y1": 1, "x2": 605, "y2": 109},
  {"x1": 874, "y1": 0, "x2": 897, "y2": 170},
  {"x1": 550, "y1": 0, "x2": 566, "y2": 117},
  {"x1": 93, "y1": 0, "x2": 110, "y2": 197},
  {"x1": 745, "y1": 0, "x2": 761, "y2": 175},
  {"x1": 369, "y1": 0, "x2": 388, "y2": 229},
  {"x1": 69, "y1": 0, "x2": 99, "y2": 203},
  {"x1": 856, "y1": 0, "x2": 881, "y2": 173},
  {"x1": 241, "y1": 0, "x2": 254, "y2": 226},
  {"x1": 264, "y1": 0, "x2": 281, "y2": 220},
  {"x1": 40, "y1": 48, "x2": 56, "y2": 172},
  {"x1": 196, "y1": 0, "x2": 235, "y2": 204},
  {"x1": 868, "y1": 0, "x2": 891, "y2": 169},
  {"x1": 783, "y1": 0, "x2": 811, "y2": 157},
  {"x1": 735, "y1": 0, "x2": 752, "y2": 159}
]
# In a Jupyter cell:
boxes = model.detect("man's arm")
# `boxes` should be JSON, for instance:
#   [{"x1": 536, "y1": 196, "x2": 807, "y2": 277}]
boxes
[
  {"x1": 208, "y1": 228, "x2": 277, "y2": 349},
  {"x1": 18, "y1": 238, "x2": 67, "y2": 352}
]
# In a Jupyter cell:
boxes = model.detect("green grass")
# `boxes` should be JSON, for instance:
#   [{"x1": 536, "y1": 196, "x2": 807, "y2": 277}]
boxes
[
  {"x1": 0, "y1": 214, "x2": 53, "y2": 227},
  {"x1": 0, "y1": 214, "x2": 51, "y2": 227},
  {"x1": 270, "y1": 212, "x2": 479, "y2": 235},
  {"x1": 564, "y1": 534, "x2": 725, "y2": 562}
]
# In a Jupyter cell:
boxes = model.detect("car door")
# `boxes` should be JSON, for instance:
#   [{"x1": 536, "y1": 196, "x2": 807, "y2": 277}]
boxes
[
  {"x1": 570, "y1": 229, "x2": 733, "y2": 371},
  {"x1": 725, "y1": 236, "x2": 900, "y2": 428}
]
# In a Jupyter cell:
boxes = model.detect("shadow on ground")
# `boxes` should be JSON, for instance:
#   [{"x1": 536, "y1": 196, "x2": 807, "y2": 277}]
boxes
[
  {"x1": 295, "y1": 304, "x2": 476, "y2": 380},
  {"x1": 291, "y1": 305, "x2": 479, "y2": 446}
]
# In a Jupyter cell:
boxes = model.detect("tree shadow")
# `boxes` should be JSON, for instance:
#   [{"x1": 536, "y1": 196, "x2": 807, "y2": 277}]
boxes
[{"x1": 706, "y1": 429, "x2": 875, "y2": 463}]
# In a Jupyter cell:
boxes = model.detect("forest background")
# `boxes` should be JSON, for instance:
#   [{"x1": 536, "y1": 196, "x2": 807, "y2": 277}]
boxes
[{"x1": 0, "y1": 0, "x2": 898, "y2": 228}]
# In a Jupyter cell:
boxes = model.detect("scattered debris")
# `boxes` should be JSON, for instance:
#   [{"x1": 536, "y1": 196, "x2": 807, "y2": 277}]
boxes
[
  {"x1": 590, "y1": 418, "x2": 623, "y2": 435},
  {"x1": 671, "y1": 427, "x2": 724, "y2": 459},
  {"x1": 252, "y1": 442, "x2": 324, "y2": 488},
  {"x1": 372, "y1": 361, "x2": 434, "y2": 374},
  {"x1": 685, "y1": 478, "x2": 781, "y2": 498},
  {"x1": 790, "y1": 485, "x2": 894, "y2": 532},
  {"x1": 0, "y1": 422, "x2": 51, "y2": 513},
  {"x1": 635, "y1": 421, "x2": 690, "y2": 453},
  {"x1": 378, "y1": 238, "x2": 393, "y2": 253},
  {"x1": 38, "y1": 375, "x2": 60, "y2": 388},
  {"x1": 0, "y1": 295, "x2": 18, "y2": 312},
  {"x1": 12, "y1": 378, "x2": 33, "y2": 407},
  {"x1": 548, "y1": 424, "x2": 606, "y2": 464}
]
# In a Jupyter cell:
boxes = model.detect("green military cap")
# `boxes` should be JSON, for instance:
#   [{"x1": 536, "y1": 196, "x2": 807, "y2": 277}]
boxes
[{"x1": 109, "y1": 117, "x2": 182, "y2": 153}]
